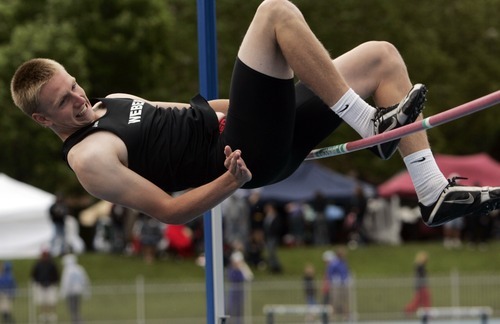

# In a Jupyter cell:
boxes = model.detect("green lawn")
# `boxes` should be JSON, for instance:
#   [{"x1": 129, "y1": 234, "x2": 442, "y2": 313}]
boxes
[
  {"x1": 10, "y1": 241, "x2": 500, "y2": 285},
  {"x1": 7, "y1": 241, "x2": 500, "y2": 323}
]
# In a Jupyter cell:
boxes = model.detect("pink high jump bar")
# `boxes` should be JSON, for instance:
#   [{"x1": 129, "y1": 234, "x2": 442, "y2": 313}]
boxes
[{"x1": 306, "y1": 90, "x2": 500, "y2": 160}]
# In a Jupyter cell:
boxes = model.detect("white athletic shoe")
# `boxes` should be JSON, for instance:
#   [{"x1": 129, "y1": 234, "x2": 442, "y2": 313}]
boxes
[{"x1": 419, "y1": 177, "x2": 500, "y2": 227}]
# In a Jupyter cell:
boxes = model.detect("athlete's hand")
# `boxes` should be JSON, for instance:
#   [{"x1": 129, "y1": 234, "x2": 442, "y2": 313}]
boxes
[{"x1": 224, "y1": 145, "x2": 252, "y2": 186}]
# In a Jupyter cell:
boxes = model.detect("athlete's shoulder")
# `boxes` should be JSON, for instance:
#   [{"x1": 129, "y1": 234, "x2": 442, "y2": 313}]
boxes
[{"x1": 68, "y1": 132, "x2": 127, "y2": 172}]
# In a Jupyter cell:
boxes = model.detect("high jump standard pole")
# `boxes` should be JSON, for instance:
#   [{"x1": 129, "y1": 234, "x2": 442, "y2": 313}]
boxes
[{"x1": 197, "y1": 1, "x2": 227, "y2": 323}]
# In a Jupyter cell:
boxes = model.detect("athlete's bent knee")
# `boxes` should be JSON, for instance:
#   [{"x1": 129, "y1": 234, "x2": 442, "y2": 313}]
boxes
[{"x1": 256, "y1": 0, "x2": 304, "y2": 26}]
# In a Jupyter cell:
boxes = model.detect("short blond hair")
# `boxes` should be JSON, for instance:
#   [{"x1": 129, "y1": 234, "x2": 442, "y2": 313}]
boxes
[{"x1": 10, "y1": 58, "x2": 66, "y2": 116}]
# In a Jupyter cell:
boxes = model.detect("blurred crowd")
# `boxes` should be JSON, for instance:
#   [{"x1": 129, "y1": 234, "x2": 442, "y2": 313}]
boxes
[
  {"x1": 1, "y1": 187, "x2": 497, "y2": 324},
  {"x1": 46, "y1": 187, "x2": 500, "y2": 271},
  {"x1": 0, "y1": 252, "x2": 90, "y2": 324},
  {"x1": 63, "y1": 189, "x2": 371, "y2": 269}
]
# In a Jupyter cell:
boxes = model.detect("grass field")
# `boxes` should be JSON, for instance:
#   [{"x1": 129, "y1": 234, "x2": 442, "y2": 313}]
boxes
[
  {"x1": 6, "y1": 241, "x2": 500, "y2": 323},
  {"x1": 9, "y1": 241, "x2": 500, "y2": 284}
]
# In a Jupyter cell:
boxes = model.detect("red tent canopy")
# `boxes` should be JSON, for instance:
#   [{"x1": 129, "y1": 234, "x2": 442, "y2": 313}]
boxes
[{"x1": 378, "y1": 153, "x2": 500, "y2": 198}]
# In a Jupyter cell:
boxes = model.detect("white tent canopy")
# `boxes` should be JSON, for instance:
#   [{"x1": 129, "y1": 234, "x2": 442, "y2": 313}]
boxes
[{"x1": 0, "y1": 173, "x2": 54, "y2": 259}]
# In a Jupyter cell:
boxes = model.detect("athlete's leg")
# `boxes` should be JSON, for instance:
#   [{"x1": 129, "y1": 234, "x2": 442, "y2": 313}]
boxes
[
  {"x1": 231, "y1": 0, "x2": 422, "y2": 182},
  {"x1": 238, "y1": 0, "x2": 424, "y2": 163},
  {"x1": 226, "y1": 0, "x2": 354, "y2": 186},
  {"x1": 334, "y1": 41, "x2": 500, "y2": 226},
  {"x1": 335, "y1": 42, "x2": 449, "y2": 208},
  {"x1": 237, "y1": 0, "x2": 349, "y2": 106},
  {"x1": 334, "y1": 41, "x2": 448, "y2": 202},
  {"x1": 333, "y1": 41, "x2": 430, "y2": 155}
]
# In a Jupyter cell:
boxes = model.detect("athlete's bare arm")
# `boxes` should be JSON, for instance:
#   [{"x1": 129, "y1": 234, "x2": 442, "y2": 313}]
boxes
[{"x1": 67, "y1": 132, "x2": 251, "y2": 224}]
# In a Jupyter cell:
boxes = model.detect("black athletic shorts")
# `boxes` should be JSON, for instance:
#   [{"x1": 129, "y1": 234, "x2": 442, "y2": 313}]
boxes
[{"x1": 213, "y1": 58, "x2": 343, "y2": 189}]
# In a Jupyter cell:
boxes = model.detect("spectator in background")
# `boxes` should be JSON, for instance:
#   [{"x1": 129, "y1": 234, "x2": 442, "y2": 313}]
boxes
[
  {"x1": 303, "y1": 263, "x2": 318, "y2": 323},
  {"x1": 490, "y1": 210, "x2": 500, "y2": 240},
  {"x1": 443, "y1": 218, "x2": 464, "y2": 249},
  {"x1": 49, "y1": 193, "x2": 69, "y2": 256},
  {"x1": 247, "y1": 191, "x2": 267, "y2": 260},
  {"x1": 301, "y1": 203, "x2": 316, "y2": 246},
  {"x1": 325, "y1": 247, "x2": 351, "y2": 320},
  {"x1": 109, "y1": 204, "x2": 128, "y2": 253},
  {"x1": 405, "y1": 251, "x2": 431, "y2": 315},
  {"x1": 325, "y1": 201, "x2": 345, "y2": 245},
  {"x1": 311, "y1": 192, "x2": 329, "y2": 246},
  {"x1": 246, "y1": 230, "x2": 265, "y2": 270},
  {"x1": 321, "y1": 250, "x2": 336, "y2": 305},
  {"x1": 467, "y1": 210, "x2": 493, "y2": 250},
  {"x1": 0, "y1": 261, "x2": 16, "y2": 324},
  {"x1": 263, "y1": 203, "x2": 283, "y2": 273},
  {"x1": 348, "y1": 184, "x2": 369, "y2": 246},
  {"x1": 303, "y1": 263, "x2": 317, "y2": 306},
  {"x1": 165, "y1": 224, "x2": 194, "y2": 258},
  {"x1": 285, "y1": 202, "x2": 305, "y2": 246},
  {"x1": 134, "y1": 214, "x2": 164, "y2": 264},
  {"x1": 226, "y1": 246, "x2": 253, "y2": 324},
  {"x1": 65, "y1": 215, "x2": 86, "y2": 255},
  {"x1": 60, "y1": 254, "x2": 90, "y2": 324},
  {"x1": 31, "y1": 250, "x2": 60, "y2": 323},
  {"x1": 222, "y1": 195, "x2": 251, "y2": 251}
]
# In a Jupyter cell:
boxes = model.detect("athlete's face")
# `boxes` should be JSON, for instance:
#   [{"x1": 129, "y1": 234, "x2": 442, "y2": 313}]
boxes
[{"x1": 34, "y1": 69, "x2": 94, "y2": 137}]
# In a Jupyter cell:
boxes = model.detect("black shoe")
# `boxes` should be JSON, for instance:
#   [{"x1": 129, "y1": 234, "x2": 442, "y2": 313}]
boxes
[
  {"x1": 369, "y1": 83, "x2": 427, "y2": 160},
  {"x1": 419, "y1": 177, "x2": 500, "y2": 227}
]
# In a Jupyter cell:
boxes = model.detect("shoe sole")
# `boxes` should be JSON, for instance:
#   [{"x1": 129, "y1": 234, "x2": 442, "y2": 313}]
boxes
[
  {"x1": 425, "y1": 187, "x2": 500, "y2": 226},
  {"x1": 477, "y1": 188, "x2": 500, "y2": 215},
  {"x1": 384, "y1": 84, "x2": 427, "y2": 131},
  {"x1": 373, "y1": 84, "x2": 428, "y2": 159},
  {"x1": 400, "y1": 84, "x2": 427, "y2": 126}
]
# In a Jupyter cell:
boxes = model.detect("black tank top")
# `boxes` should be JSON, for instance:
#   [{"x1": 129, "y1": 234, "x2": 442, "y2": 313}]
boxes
[{"x1": 62, "y1": 95, "x2": 220, "y2": 192}]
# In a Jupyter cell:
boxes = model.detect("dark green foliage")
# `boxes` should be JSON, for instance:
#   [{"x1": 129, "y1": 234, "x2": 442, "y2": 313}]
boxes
[{"x1": 1, "y1": 0, "x2": 499, "y2": 194}]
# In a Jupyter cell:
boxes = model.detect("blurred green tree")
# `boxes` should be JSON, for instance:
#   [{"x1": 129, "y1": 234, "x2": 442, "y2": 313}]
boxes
[{"x1": 0, "y1": 0, "x2": 498, "y2": 194}]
